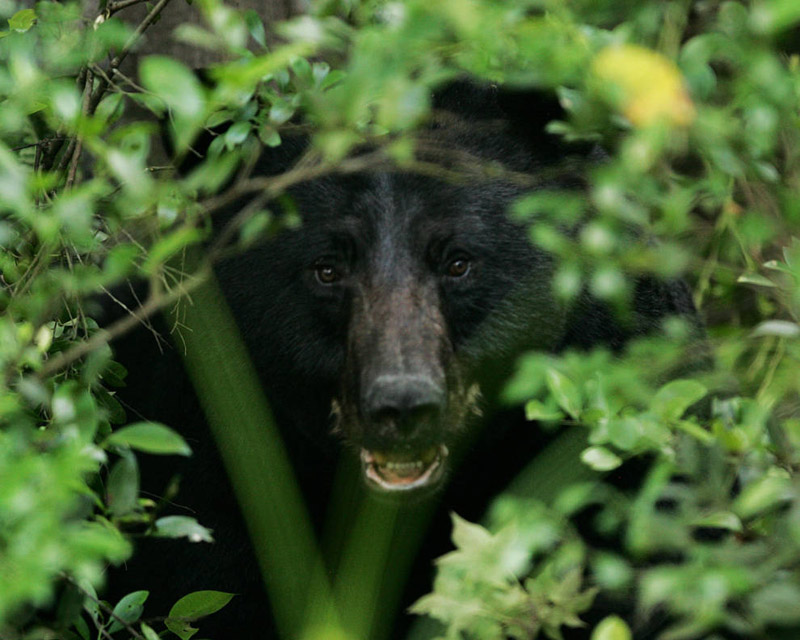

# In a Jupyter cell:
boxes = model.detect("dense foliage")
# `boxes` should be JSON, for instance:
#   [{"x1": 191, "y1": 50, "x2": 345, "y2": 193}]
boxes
[{"x1": 2, "y1": 0, "x2": 800, "y2": 638}]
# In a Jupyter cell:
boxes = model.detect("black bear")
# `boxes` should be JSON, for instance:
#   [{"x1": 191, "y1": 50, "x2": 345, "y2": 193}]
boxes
[{"x1": 104, "y1": 82, "x2": 700, "y2": 638}]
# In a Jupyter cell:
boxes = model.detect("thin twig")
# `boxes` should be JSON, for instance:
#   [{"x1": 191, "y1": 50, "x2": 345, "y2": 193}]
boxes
[
  {"x1": 62, "y1": 574, "x2": 146, "y2": 640},
  {"x1": 89, "y1": 0, "x2": 173, "y2": 112},
  {"x1": 99, "y1": 66, "x2": 149, "y2": 94},
  {"x1": 202, "y1": 150, "x2": 387, "y2": 250},
  {"x1": 12, "y1": 242, "x2": 55, "y2": 298},
  {"x1": 36, "y1": 267, "x2": 210, "y2": 379},
  {"x1": 13, "y1": 138, "x2": 69, "y2": 153},
  {"x1": 66, "y1": 71, "x2": 94, "y2": 189},
  {"x1": 54, "y1": 137, "x2": 78, "y2": 176},
  {"x1": 106, "y1": 0, "x2": 150, "y2": 15},
  {"x1": 89, "y1": 62, "x2": 128, "y2": 97}
]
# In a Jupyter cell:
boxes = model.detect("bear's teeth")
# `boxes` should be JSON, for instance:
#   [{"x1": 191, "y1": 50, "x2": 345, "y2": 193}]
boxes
[{"x1": 384, "y1": 460, "x2": 424, "y2": 471}]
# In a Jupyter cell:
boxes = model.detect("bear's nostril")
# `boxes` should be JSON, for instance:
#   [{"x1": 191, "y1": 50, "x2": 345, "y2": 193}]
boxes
[
  {"x1": 365, "y1": 374, "x2": 445, "y2": 434},
  {"x1": 372, "y1": 403, "x2": 440, "y2": 434}
]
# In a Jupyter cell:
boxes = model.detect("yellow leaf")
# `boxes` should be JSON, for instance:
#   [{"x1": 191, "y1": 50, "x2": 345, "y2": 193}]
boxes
[{"x1": 592, "y1": 44, "x2": 695, "y2": 128}]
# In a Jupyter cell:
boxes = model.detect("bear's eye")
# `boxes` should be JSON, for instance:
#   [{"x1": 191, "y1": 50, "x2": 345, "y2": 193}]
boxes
[
  {"x1": 315, "y1": 264, "x2": 341, "y2": 285},
  {"x1": 446, "y1": 257, "x2": 471, "y2": 279}
]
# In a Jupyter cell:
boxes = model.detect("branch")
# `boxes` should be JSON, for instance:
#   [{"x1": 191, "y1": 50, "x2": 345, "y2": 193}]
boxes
[
  {"x1": 65, "y1": 71, "x2": 94, "y2": 189},
  {"x1": 202, "y1": 150, "x2": 389, "y2": 254},
  {"x1": 13, "y1": 138, "x2": 69, "y2": 153},
  {"x1": 36, "y1": 267, "x2": 210, "y2": 380},
  {"x1": 106, "y1": 0, "x2": 150, "y2": 16},
  {"x1": 90, "y1": 0, "x2": 174, "y2": 112},
  {"x1": 63, "y1": 574, "x2": 146, "y2": 640},
  {"x1": 34, "y1": 135, "x2": 542, "y2": 379}
]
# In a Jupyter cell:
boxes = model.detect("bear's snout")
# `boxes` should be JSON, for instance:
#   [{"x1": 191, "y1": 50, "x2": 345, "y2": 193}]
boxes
[{"x1": 363, "y1": 373, "x2": 445, "y2": 442}]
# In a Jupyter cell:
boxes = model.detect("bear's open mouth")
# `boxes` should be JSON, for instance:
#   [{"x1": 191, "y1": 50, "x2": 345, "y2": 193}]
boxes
[{"x1": 360, "y1": 444, "x2": 448, "y2": 491}]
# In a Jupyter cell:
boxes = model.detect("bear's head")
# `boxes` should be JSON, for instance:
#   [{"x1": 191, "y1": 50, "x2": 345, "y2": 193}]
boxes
[
  {"x1": 219, "y1": 163, "x2": 568, "y2": 493},
  {"x1": 218, "y1": 89, "x2": 575, "y2": 492}
]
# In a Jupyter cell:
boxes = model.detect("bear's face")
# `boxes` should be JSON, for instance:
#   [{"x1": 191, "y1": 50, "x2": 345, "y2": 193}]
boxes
[{"x1": 274, "y1": 169, "x2": 560, "y2": 492}]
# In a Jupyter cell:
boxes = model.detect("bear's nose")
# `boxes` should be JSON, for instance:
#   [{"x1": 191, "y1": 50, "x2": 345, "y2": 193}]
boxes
[{"x1": 364, "y1": 374, "x2": 445, "y2": 435}]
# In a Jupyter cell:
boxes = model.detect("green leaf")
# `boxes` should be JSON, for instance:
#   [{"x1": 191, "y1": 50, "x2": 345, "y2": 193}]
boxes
[
  {"x1": 750, "y1": 2, "x2": 800, "y2": 35},
  {"x1": 674, "y1": 418, "x2": 715, "y2": 443},
  {"x1": 106, "y1": 422, "x2": 192, "y2": 456},
  {"x1": 165, "y1": 616, "x2": 197, "y2": 640},
  {"x1": 129, "y1": 91, "x2": 166, "y2": 116},
  {"x1": 139, "y1": 56, "x2": 205, "y2": 150},
  {"x1": 141, "y1": 227, "x2": 203, "y2": 274},
  {"x1": 691, "y1": 511, "x2": 742, "y2": 532},
  {"x1": 733, "y1": 475, "x2": 792, "y2": 519},
  {"x1": 591, "y1": 615, "x2": 632, "y2": 640},
  {"x1": 258, "y1": 124, "x2": 282, "y2": 147},
  {"x1": 95, "y1": 387, "x2": 127, "y2": 425},
  {"x1": 524, "y1": 399, "x2": 564, "y2": 421},
  {"x1": 206, "y1": 109, "x2": 234, "y2": 128},
  {"x1": 751, "y1": 320, "x2": 800, "y2": 338},
  {"x1": 140, "y1": 623, "x2": 160, "y2": 640},
  {"x1": 108, "y1": 590, "x2": 148, "y2": 633},
  {"x1": 169, "y1": 590, "x2": 235, "y2": 619},
  {"x1": 737, "y1": 272, "x2": 776, "y2": 287},
  {"x1": 106, "y1": 453, "x2": 139, "y2": 517},
  {"x1": 651, "y1": 379, "x2": 707, "y2": 421},
  {"x1": 9, "y1": 8, "x2": 36, "y2": 32},
  {"x1": 166, "y1": 591, "x2": 235, "y2": 640},
  {"x1": 224, "y1": 121, "x2": 251, "y2": 148},
  {"x1": 95, "y1": 92, "x2": 125, "y2": 125},
  {"x1": 155, "y1": 516, "x2": 214, "y2": 543},
  {"x1": 239, "y1": 210, "x2": 272, "y2": 246},
  {"x1": 244, "y1": 9, "x2": 267, "y2": 48},
  {"x1": 139, "y1": 56, "x2": 204, "y2": 120},
  {"x1": 606, "y1": 416, "x2": 639, "y2": 450},
  {"x1": 450, "y1": 513, "x2": 492, "y2": 549},
  {"x1": 546, "y1": 368, "x2": 582, "y2": 419},
  {"x1": 580, "y1": 446, "x2": 622, "y2": 471},
  {"x1": 592, "y1": 554, "x2": 633, "y2": 591}
]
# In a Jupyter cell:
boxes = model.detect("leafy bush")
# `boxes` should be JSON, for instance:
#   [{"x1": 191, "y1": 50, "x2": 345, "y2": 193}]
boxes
[{"x1": 2, "y1": 0, "x2": 800, "y2": 638}]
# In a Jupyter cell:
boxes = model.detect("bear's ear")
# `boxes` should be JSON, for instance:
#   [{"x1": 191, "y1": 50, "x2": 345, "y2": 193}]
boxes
[
  {"x1": 431, "y1": 79, "x2": 506, "y2": 120},
  {"x1": 431, "y1": 79, "x2": 585, "y2": 164},
  {"x1": 494, "y1": 86, "x2": 573, "y2": 162}
]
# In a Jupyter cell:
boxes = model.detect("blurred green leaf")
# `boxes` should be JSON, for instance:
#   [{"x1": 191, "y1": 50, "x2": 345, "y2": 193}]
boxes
[
  {"x1": 106, "y1": 422, "x2": 192, "y2": 456},
  {"x1": 580, "y1": 446, "x2": 622, "y2": 471},
  {"x1": 546, "y1": 368, "x2": 582, "y2": 419},
  {"x1": 524, "y1": 399, "x2": 564, "y2": 422},
  {"x1": 651, "y1": 380, "x2": 707, "y2": 422},
  {"x1": 9, "y1": 8, "x2": 36, "y2": 33},
  {"x1": 154, "y1": 516, "x2": 214, "y2": 543},
  {"x1": 244, "y1": 9, "x2": 267, "y2": 48},
  {"x1": 141, "y1": 623, "x2": 160, "y2": 640},
  {"x1": 139, "y1": 56, "x2": 205, "y2": 121},
  {"x1": 591, "y1": 615, "x2": 632, "y2": 640},
  {"x1": 106, "y1": 452, "x2": 139, "y2": 517},
  {"x1": 733, "y1": 475, "x2": 793, "y2": 519},
  {"x1": 737, "y1": 273, "x2": 776, "y2": 287}
]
